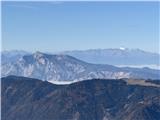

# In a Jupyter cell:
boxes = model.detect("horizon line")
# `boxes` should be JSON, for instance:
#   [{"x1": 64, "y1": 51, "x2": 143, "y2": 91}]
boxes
[{"x1": 1, "y1": 47, "x2": 160, "y2": 54}]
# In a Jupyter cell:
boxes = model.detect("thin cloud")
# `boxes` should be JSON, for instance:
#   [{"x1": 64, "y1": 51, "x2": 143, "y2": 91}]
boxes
[
  {"x1": 3, "y1": 1, "x2": 65, "y2": 9},
  {"x1": 3, "y1": 3, "x2": 38, "y2": 9},
  {"x1": 48, "y1": 1, "x2": 64, "y2": 5}
]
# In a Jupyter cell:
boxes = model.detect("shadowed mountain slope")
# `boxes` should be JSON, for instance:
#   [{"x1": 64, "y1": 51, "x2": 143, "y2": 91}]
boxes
[{"x1": 2, "y1": 76, "x2": 160, "y2": 120}]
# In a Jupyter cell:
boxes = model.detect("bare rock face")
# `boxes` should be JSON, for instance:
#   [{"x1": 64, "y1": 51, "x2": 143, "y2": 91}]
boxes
[{"x1": 2, "y1": 76, "x2": 160, "y2": 120}]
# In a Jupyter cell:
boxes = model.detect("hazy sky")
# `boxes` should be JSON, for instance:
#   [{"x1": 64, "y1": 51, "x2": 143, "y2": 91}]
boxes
[{"x1": 2, "y1": 1, "x2": 159, "y2": 53}]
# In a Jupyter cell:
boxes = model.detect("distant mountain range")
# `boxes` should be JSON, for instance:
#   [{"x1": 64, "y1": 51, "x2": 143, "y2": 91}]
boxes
[
  {"x1": 2, "y1": 48, "x2": 159, "y2": 68},
  {"x1": 1, "y1": 50, "x2": 30, "y2": 64},
  {"x1": 2, "y1": 76, "x2": 160, "y2": 120},
  {"x1": 1, "y1": 51, "x2": 160, "y2": 82},
  {"x1": 61, "y1": 48, "x2": 160, "y2": 66}
]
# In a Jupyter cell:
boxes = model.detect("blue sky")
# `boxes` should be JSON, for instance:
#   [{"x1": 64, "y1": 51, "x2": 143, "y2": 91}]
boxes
[{"x1": 2, "y1": 1, "x2": 159, "y2": 53}]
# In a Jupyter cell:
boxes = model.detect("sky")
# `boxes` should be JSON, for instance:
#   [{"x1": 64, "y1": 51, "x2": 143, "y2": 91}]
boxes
[{"x1": 2, "y1": 1, "x2": 159, "y2": 53}]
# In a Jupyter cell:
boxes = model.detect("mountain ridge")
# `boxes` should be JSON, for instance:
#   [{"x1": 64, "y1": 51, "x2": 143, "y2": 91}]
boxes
[
  {"x1": 2, "y1": 48, "x2": 159, "y2": 68},
  {"x1": 2, "y1": 76, "x2": 160, "y2": 120},
  {"x1": 2, "y1": 52, "x2": 160, "y2": 82}
]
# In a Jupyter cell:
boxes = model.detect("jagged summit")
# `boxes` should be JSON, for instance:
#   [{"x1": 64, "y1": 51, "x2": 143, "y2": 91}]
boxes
[{"x1": 33, "y1": 51, "x2": 44, "y2": 59}]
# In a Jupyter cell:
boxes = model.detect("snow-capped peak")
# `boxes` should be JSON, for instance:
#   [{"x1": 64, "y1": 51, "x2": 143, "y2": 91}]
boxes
[{"x1": 119, "y1": 47, "x2": 126, "y2": 50}]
